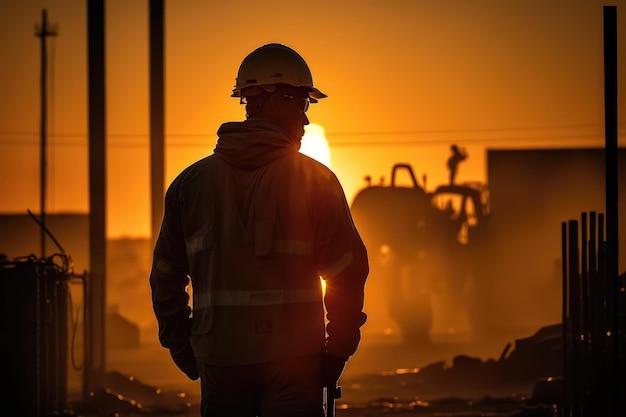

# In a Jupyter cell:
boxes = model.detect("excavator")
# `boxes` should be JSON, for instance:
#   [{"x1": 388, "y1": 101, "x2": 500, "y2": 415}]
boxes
[{"x1": 351, "y1": 161, "x2": 491, "y2": 345}]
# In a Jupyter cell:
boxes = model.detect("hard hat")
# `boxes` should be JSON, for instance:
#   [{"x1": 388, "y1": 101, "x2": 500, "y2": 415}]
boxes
[{"x1": 231, "y1": 43, "x2": 327, "y2": 102}]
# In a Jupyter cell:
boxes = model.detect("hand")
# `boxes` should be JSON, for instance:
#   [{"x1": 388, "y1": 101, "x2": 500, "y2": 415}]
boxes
[
  {"x1": 170, "y1": 342, "x2": 199, "y2": 381},
  {"x1": 320, "y1": 350, "x2": 347, "y2": 387}
]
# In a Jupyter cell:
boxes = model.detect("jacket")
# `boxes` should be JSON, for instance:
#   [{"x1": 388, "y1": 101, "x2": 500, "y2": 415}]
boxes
[{"x1": 150, "y1": 118, "x2": 368, "y2": 365}]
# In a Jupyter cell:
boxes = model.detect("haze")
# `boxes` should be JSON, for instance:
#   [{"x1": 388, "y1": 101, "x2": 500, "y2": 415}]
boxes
[
  {"x1": 0, "y1": 1, "x2": 624, "y2": 410},
  {"x1": 0, "y1": 0, "x2": 623, "y2": 238}
]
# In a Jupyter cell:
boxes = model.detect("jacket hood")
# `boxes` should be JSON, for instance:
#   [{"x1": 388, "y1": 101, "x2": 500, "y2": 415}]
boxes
[{"x1": 215, "y1": 119, "x2": 299, "y2": 170}]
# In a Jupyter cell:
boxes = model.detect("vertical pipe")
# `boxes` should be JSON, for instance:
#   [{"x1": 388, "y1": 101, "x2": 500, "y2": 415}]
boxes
[
  {"x1": 561, "y1": 221, "x2": 572, "y2": 417},
  {"x1": 597, "y1": 213, "x2": 609, "y2": 415},
  {"x1": 580, "y1": 212, "x2": 590, "y2": 410},
  {"x1": 602, "y1": 6, "x2": 619, "y2": 414},
  {"x1": 588, "y1": 212, "x2": 602, "y2": 412},
  {"x1": 87, "y1": 0, "x2": 107, "y2": 397},
  {"x1": 568, "y1": 219, "x2": 580, "y2": 417},
  {"x1": 581, "y1": 212, "x2": 589, "y2": 343},
  {"x1": 150, "y1": 0, "x2": 165, "y2": 248}
]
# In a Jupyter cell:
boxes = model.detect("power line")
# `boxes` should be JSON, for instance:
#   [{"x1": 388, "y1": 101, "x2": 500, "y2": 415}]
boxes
[
  {"x1": 0, "y1": 122, "x2": 607, "y2": 139},
  {"x1": 0, "y1": 136, "x2": 614, "y2": 148},
  {"x1": 324, "y1": 123, "x2": 605, "y2": 137},
  {"x1": 0, "y1": 124, "x2": 620, "y2": 148},
  {"x1": 327, "y1": 134, "x2": 607, "y2": 147}
]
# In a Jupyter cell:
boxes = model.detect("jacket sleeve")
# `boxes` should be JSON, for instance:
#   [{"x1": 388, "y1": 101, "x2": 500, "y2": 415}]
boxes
[
  {"x1": 149, "y1": 183, "x2": 193, "y2": 350},
  {"x1": 315, "y1": 175, "x2": 369, "y2": 359}
]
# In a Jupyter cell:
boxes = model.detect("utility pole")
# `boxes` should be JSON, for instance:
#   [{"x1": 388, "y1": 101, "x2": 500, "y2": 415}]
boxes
[
  {"x1": 87, "y1": 0, "x2": 107, "y2": 398},
  {"x1": 150, "y1": 0, "x2": 165, "y2": 249},
  {"x1": 35, "y1": 9, "x2": 57, "y2": 259}
]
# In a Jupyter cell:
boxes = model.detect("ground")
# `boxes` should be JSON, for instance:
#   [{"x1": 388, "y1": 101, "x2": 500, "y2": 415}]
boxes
[{"x1": 62, "y1": 327, "x2": 553, "y2": 417}]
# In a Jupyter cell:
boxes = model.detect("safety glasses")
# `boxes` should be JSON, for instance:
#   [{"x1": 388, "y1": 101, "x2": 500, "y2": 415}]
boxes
[
  {"x1": 281, "y1": 94, "x2": 310, "y2": 113},
  {"x1": 240, "y1": 93, "x2": 310, "y2": 113}
]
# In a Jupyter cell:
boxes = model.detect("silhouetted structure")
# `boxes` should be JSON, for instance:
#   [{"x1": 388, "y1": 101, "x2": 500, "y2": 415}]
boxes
[
  {"x1": 562, "y1": 213, "x2": 625, "y2": 416},
  {"x1": 0, "y1": 252, "x2": 86, "y2": 416}
]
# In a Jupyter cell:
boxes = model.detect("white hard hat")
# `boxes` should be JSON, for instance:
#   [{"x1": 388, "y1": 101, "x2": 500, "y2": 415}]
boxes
[{"x1": 231, "y1": 43, "x2": 327, "y2": 102}]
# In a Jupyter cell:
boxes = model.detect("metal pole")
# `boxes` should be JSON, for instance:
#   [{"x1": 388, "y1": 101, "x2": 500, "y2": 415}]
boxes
[
  {"x1": 568, "y1": 219, "x2": 582, "y2": 417},
  {"x1": 561, "y1": 221, "x2": 571, "y2": 417},
  {"x1": 602, "y1": 6, "x2": 620, "y2": 415},
  {"x1": 150, "y1": 0, "x2": 165, "y2": 248},
  {"x1": 87, "y1": 0, "x2": 107, "y2": 397},
  {"x1": 36, "y1": 9, "x2": 57, "y2": 259}
]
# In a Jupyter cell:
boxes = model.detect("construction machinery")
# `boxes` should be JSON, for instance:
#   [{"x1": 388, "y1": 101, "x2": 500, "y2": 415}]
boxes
[{"x1": 351, "y1": 163, "x2": 491, "y2": 344}]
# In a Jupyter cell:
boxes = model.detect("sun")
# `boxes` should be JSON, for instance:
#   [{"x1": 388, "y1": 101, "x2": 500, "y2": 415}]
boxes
[{"x1": 300, "y1": 124, "x2": 331, "y2": 168}]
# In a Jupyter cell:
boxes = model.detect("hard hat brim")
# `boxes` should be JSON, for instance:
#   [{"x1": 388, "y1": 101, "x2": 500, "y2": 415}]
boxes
[
  {"x1": 308, "y1": 87, "x2": 327, "y2": 102},
  {"x1": 232, "y1": 84, "x2": 327, "y2": 102}
]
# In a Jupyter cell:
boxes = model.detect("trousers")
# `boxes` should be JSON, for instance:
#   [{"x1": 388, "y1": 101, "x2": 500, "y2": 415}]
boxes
[{"x1": 199, "y1": 353, "x2": 324, "y2": 417}]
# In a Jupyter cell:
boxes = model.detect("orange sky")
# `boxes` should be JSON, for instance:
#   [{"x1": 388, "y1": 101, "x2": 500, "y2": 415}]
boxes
[{"x1": 0, "y1": 0, "x2": 624, "y2": 238}]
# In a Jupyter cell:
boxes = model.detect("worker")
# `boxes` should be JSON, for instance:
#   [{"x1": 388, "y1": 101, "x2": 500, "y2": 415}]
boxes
[
  {"x1": 447, "y1": 144, "x2": 467, "y2": 185},
  {"x1": 150, "y1": 43, "x2": 369, "y2": 417}
]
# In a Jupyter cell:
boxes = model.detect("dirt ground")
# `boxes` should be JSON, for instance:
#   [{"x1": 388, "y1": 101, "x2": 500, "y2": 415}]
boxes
[{"x1": 61, "y1": 327, "x2": 546, "y2": 417}]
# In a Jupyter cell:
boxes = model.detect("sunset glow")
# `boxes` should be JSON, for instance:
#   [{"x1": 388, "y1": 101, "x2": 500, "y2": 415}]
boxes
[
  {"x1": 0, "y1": 1, "x2": 621, "y2": 239},
  {"x1": 300, "y1": 124, "x2": 331, "y2": 168},
  {"x1": 0, "y1": 3, "x2": 624, "y2": 403}
]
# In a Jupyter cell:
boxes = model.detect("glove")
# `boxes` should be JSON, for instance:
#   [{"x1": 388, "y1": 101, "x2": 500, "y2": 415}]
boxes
[
  {"x1": 169, "y1": 342, "x2": 199, "y2": 381},
  {"x1": 320, "y1": 350, "x2": 347, "y2": 387}
]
